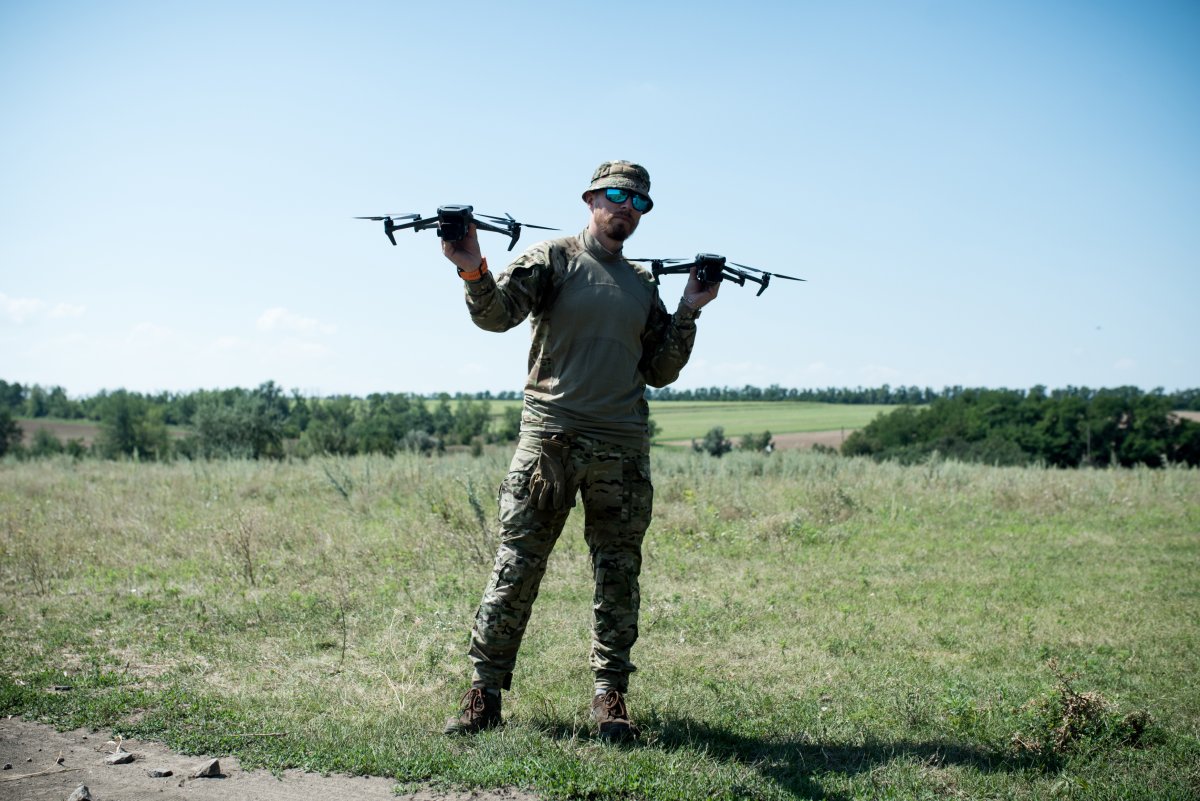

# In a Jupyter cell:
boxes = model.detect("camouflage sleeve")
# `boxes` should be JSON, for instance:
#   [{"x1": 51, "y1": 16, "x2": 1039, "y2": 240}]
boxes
[
  {"x1": 463, "y1": 242, "x2": 554, "y2": 333},
  {"x1": 639, "y1": 296, "x2": 700, "y2": 388}
]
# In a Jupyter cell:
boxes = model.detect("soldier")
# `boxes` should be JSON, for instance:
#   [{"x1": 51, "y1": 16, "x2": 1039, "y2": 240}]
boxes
[{"x1": 440, "y1": 161, "x2": 718, "y2": 740}]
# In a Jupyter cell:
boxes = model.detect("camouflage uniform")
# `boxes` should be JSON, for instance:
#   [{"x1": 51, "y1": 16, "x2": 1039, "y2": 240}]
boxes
[{"x1": 462, "y1": 220, "x2": 700, "y2": 693}]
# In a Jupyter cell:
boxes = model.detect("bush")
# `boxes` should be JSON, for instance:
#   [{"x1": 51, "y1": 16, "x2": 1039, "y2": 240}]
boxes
[
  {"x1": 692, "y1": 426, "x2": 732, "y2": 457},
  {"x1": 28, "y1": 428, "x2": 64, "y2": 458},
  {"x1": 739, "y1": 430, "x2": 773, "y2": 452}
]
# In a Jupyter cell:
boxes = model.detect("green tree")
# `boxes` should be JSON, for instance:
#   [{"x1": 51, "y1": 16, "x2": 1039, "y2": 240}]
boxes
[
  {"x1": 24, "y1": 385, "x2": 49, "y2": 418},
  {"x1": 452, "y1": 397, "x2": 491, "y2": 445},
  {"x1": 0, "y1": 380, "x2": 25, "y2": 412},
  {"x1": 498, "y1": 407, "x2": 522, "y2": 441},
  {"x1": 301, "y1": 396, "x2": 357, "y2": 455},
  {"x1": 97, "y1": 390, "x2": 169, "y2": 459},
  {"x1": 46, "y1": 386, "x2": 79, "y2": 419},
  {"x1": 190, "y1": 383, "x2": 287, "y2": 459},
  {"x1": 0, "y1": 407, "x2": 22, "y2": 456},
  {"x1": 431, "y1": 394, "x2": 455, "y2": 438}
]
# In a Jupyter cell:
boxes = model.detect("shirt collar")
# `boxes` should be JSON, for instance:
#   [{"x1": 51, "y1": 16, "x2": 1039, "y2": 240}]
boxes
[{"x1": 579, "y1": 227, "x2": 623, "y2": 261}]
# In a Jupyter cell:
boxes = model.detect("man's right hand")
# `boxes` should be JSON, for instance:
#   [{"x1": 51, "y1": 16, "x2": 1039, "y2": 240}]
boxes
[{"x1": 442, "y1": 223, "x2": 484, "y2": 275}]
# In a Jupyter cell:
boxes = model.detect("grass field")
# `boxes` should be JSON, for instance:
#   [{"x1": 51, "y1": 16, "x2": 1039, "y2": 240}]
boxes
[
  {"x1": 484, "y1": 400, "x2": 892, "y2": 444},
  {"x1": 1, "y1": 450, "x2": 1197, "y2": 799},
  {"x1": 645, "y1": 402, "x2": 890, "y2": 443}
]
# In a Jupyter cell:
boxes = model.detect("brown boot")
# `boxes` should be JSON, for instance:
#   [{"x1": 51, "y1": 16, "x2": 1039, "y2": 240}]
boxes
[
  {"x1": 591, "y1": 689, "x2": 639, "y2": 742},
  {"x1": 443, "y1": 688, "x2": 502, "y2": 735}
]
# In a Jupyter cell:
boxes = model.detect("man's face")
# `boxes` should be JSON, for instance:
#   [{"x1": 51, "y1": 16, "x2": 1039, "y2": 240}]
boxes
[{"x1": 586, "y1": 188, "x2": 643, "y2": 243}]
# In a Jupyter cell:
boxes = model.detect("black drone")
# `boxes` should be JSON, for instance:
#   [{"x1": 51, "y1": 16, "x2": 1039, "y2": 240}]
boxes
[
  {"x1": 628, "y1": 253, "x2": 805, "y2": 296},
  {"x1": 356, "y1": 205, "x2": 556, "y2": 251}
]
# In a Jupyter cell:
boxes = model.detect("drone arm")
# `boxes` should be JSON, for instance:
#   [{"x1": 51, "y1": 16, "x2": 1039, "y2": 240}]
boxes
[
  {"x1": 383, "y1": 216, "x2": 431, "y2": 245},
  {"x1": 720, "y1": 269, "x2": 748, "y2": 288},
  {"x1": 651, "y1": 262, "x2": 699, "y2": 277},
  {"x1": 471, "y1": 218, "x2": 506, "y2": 237}
]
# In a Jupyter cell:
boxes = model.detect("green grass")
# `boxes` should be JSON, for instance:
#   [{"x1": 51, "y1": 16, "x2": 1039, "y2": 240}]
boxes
[
  {"x1": 1, "y1": 452, "x2": 1197, "y2": 799},
  {"x1": 645, "y1": 401, "x2": 891, "y2": 442},
  {"x1": 487, "y1": 400, "x2": 892, "y2": 443}
]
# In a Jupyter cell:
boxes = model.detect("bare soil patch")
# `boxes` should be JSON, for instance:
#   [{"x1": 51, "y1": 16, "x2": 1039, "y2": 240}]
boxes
[
  {"x1": 0, "y1": 717, "x2": 538, "y2": 801},
  {"x1": 17, "y1": 420, "x2": 101, "y2": 447}
]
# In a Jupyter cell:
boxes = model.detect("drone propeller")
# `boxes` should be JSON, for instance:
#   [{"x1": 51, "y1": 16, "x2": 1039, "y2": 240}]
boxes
[
  {"x1": 360, "y1": 207, "x2": 558, "y2": 249},
  {"x1": 729, "y1": 261, "x2": 805, "y2": 281},
  {"x1": 627, "y1": 254, "x2": 805, "y2": 296},
  {"x1": 354, "y1": 213, "x2": 433, "y2": 245},
  {"x1": 474, "y1": 212, "x2": 559, "y2": 250},
  {"x1": 477, "y1": 213, "x2": 557, "y2": 231}
]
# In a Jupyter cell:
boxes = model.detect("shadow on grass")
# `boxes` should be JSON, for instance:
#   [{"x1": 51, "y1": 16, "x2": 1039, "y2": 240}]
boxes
[{"x1": 536, "y1": 715, "x2": 1040, "y2": 800}]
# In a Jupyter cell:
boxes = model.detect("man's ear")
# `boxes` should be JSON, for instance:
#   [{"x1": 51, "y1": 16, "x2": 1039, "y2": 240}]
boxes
[{"x1": 583, "y1": 190, "x2": 595, "y2": 209}]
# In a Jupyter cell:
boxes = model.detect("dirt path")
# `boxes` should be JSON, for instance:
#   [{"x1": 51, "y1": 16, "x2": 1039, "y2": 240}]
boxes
[{"x1": 0, "y1": 717, "x2": 537, "y2": 801}]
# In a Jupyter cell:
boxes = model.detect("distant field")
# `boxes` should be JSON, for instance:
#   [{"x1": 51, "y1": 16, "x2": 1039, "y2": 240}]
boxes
[
  {"x1": 486, "y1": 400, "x2": 891, "y2": 446},
  {"x1": 16, "y1": 417, "x2": 193, "y2": 447},
  {"x1": 17, "y1": 418, "x2": 102, "y2": 446},
  {"x1": 646, "y1": 401, "x2": 891, "y2": 442}
]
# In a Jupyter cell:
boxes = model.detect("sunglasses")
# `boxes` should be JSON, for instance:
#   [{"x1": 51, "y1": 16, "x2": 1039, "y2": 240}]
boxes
[{"x1": 604, "y1": 187, "x2": 652, "y2": 213}]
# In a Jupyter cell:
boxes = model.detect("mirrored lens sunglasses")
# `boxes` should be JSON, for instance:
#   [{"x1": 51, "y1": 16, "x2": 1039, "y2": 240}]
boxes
[{"x1": 604, "y1": 187, "x2": 652, "y2": 213}]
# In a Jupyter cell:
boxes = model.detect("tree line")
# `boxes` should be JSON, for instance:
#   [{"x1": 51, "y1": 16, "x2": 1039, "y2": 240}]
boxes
[
  {"x1": 0, "y1": 380, "x2": 515, "y2": 461},
  {"x1": 2, "y1": 379, "x2": 1198, "y2": 467},
  {"x1": 646, "y1": 383, "x2": 1200, "y2": 408},
  {"x1": 842, "y1": 386, "x2": 1200, "y2": 467}
]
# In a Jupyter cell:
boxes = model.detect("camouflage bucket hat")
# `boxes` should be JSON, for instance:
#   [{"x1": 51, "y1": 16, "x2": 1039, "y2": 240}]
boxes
[{"x1": 583, "y1": 160, "x2": 653, "y2": 211}]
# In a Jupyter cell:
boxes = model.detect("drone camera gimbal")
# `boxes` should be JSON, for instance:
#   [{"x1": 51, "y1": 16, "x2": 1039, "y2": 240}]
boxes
[{"x1": 693, "y1": 253, "x2": 727, "y2": 285}]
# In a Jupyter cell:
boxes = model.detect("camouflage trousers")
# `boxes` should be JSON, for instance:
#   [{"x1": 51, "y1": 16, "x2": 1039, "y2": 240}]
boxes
[{"x1": 468, "y1": 430, "x2": 653, "y2": 693}]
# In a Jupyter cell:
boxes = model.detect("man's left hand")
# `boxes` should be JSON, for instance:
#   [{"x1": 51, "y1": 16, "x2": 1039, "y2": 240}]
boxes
[{"x1": 683, "y1": 266, "x2": 720, "y2": 311}]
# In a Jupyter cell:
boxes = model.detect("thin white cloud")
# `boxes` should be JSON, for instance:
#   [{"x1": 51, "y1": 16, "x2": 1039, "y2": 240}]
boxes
[
  {"x1": 1114, "y1": 357, "x2": 1136, "y2": 371},
  {"x1": 1, "y1": 293, "x2": 86, "y2": 323},
  {"x1": 257, "y1": 307, "x2": 336, "y2": 335},
  {"x1": 1, "y1": 293, "x2": 46, "y2": 324}
]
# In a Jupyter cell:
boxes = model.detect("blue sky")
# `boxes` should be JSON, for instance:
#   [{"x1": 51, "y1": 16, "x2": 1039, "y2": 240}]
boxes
[{"x1": 2, "y1": 0, "x2": 1197, "y2": 398}]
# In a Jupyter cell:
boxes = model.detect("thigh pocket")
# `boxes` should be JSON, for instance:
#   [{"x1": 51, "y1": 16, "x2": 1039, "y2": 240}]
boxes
[
  {"x1": 498, "y1": 444, "x2": 539, "y2": 525},
  {"x1": 623, "y1": 455, "x2": 654, "y2": 525}
]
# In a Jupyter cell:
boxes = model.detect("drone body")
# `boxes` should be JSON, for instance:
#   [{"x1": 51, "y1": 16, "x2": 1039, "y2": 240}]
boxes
[
  {"x1": 356, "y1": 206, "x2": 556, "y2": 251},
  {"x1": 628, "y1": 254, "x2": 805, "y2": 296}
]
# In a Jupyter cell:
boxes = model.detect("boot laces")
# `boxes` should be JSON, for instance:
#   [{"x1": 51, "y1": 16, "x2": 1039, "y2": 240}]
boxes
[
  {"x1": 600, "y1": 689, "x2": 630, "y2": 721},
  {"x1": 461, "y1": 688, "x2": 487, "y2": 716}
]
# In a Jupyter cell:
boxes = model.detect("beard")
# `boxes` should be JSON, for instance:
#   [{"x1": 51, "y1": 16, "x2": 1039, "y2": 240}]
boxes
[{"x1": 604, "y1": 214, "x2": 636, "y2": 242}]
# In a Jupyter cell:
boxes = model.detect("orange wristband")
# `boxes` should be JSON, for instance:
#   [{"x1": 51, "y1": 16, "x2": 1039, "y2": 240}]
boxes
[{"x1": 458, "y1": 257, "x2": 489, "y2": 282}]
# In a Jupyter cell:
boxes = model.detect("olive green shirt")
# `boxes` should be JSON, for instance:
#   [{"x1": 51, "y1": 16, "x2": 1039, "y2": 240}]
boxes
[{"x1": 464, "y1": 228, "x2": 699, "y2": 449}]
